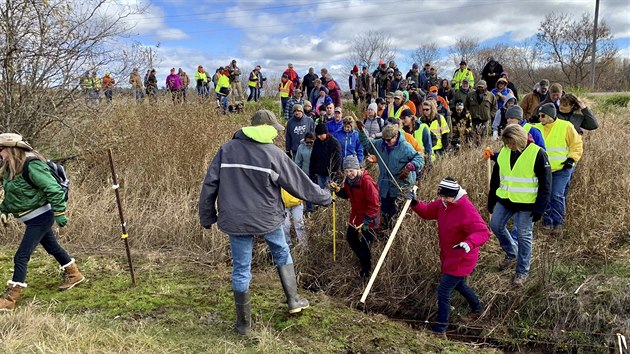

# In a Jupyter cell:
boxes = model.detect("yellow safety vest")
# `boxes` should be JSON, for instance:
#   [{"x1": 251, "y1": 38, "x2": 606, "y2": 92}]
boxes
[
  {"x1": 388, "y1": 105, "x2": 404, "y2": 119},
  {"x1": 453, "y1": 68, "x2": 474, "y2": 90},
  {"x1": 523, "y1": 122, "x2": 533, "y2": 133},
  {"x1": 280, "y1": 81, "x2": 291, "y2": 98},
  {"x1": 248, "y1": 72, "x2": 258, "y2": 87},
  {"x1": 535, "y1": 119, "x2": 570, "y2": 172},
  {"x1": 496, "y1": 144, "x2": 540, "y2": 204},
  {"x1": 430, "y1": 115, "x2": 450, "y2": 151}
]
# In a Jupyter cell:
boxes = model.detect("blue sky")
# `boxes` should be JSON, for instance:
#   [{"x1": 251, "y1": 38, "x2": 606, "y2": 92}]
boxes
[{"x1": 118, "y1": 0, "x2": 629, "y2": 84}]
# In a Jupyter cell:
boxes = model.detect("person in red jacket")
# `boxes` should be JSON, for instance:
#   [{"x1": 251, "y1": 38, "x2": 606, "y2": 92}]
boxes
[
  {"x1": 331, "y1": 155, "x2": 380, "y2": 278},
  {"x1": 408, "y1": 177, "x2": 490, "y2": 338}
]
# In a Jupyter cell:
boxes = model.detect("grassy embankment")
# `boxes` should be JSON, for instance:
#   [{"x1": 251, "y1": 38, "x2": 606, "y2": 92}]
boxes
[{"x1": 0, "y1": 93, "x2": 628, "y2": 352}]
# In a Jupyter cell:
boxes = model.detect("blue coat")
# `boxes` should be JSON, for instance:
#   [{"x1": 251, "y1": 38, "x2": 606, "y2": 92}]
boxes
[
  {"x1": 332, "y1": 129, "x2": 364, "y2": 163},
  {"x1": 326, "y1": 119, "x2": 343, "y2": 136},
  {"x1": 358, "y1": 130, "x2": 424, "y2": 198}
]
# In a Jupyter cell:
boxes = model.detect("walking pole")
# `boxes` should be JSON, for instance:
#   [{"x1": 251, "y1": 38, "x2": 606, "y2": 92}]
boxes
[
  {"x1": 107, "y1": 149, "x2": 137, "y2": 286},
  {"x1": 332, "y1": 191, "x2": 336, "y2": 262},
  {"x1": 360, "y1": 185, "x2": 417, "y2": 303}
]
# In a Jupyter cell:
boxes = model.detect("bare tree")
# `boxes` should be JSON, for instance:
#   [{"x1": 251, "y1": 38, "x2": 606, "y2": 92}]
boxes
[
  {"x1": 536, "y1": 11, "x2": 618, "y2": 88},
  {"x1": 449, "y1": 36, "x2": 480, "y2": 68},
  {"x1": 0, "y1": 0, "x2": 145, "y2": 140},
  {"x1": 346, "y1": 31, "x2": 397, "y2": 72},
  {"x1": 411, "y1": 42, "x2": 440, "y2": 68}
]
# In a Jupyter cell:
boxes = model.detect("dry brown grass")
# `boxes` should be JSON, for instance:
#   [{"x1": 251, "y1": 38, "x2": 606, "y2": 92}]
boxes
[{"x1": 0, "y1": 96, "x2": 627, "y2": 350}]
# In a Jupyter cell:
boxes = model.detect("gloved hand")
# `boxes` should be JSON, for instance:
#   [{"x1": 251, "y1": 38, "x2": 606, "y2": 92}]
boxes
[
  {"x1": 355, "y1": 120, "x2": 365, "y2": 132},
  {"x1": 366, "y1": 155, "x2": 377, "y2": 164},
  {"x1": 531, "y1": 212, "x2": 542, "y2": 223},
  {"x1": 398, "y1": 166, "x2": 411, "y2": 180},
  {"x1": 361, "y1": 223, "x2": 370, "y2": 234},
  {"x1": 328, "y1": 181, "x2": 341, "y2": 193},
  {"x1": 0, "y1": 213, "x2": 8, "y2": 227},
  {"x1": 561, "y1": 158, "x2": 575, "y2": 170},
  {"x1": 406, "y1": 190, "x2": 418, "y2": 206},
  {"x1": 483, "y1": 147, "x2": 494, "y2": 160},
  {"x1": 453, "y1": 242, "x2": 471, "y2": 253},
  {"x1": 55, "y1": 214, "x2": 67, "y2": 227},
  {"x1": 492, "y1": 130, "x2": 499, "y2": 140}
]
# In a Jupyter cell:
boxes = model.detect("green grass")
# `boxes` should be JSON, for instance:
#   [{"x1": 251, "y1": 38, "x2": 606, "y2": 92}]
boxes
[{"x1": 0, "y1": 247, "x2": 493, "y2": 353}]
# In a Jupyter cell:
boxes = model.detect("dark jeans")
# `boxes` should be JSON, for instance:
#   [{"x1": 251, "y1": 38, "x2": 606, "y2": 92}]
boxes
[
  {"x1": 346, "y1": 226, "x2": 375, "y2": 277},
  {"x1": 434, "y1": 274, "x2": 482, "y2": 333},
  {"x1": 247, "y1": 87, "x2": 259, "y2": 102},
  {"x1": 13, "y1": 211, "x2": 72, "y2": 283},
  {"x1": 380, "y1": 196, "x2": 397, "y2": 230}
]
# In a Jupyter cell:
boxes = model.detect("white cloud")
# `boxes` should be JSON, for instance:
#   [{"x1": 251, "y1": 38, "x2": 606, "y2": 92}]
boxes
[{"x1": 155, "y1": 28, "x2": 189, "y2": 40}]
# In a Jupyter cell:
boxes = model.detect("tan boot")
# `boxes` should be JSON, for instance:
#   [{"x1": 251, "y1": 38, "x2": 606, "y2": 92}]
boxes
[
  {"x1": 59, "y1": 259, "x2": 85, "y2": 291},
  {"x1": 0, "y1": 281, "x2": 27, "y2": 312}
]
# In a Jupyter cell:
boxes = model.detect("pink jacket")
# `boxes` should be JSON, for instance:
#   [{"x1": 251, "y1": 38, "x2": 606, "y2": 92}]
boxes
[{"x1": 410, "y1": 193, "x2": 489, "y2": 277}]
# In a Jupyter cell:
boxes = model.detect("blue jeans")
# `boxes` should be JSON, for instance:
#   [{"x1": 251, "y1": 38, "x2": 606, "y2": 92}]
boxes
[
  {"x1": 229, "y1": 226, "x2": 292, "y2": 293},
  {"x1": 247, "y1": 87, "x2": 259, "y2": 102},
  {"x1": 316, "y1": 175, "x2": 331, "y2": 190},
  {"x1": 543, "y1": 168, "x2": 573, "y2": 228},
  {"x1": 13, "y1": 211, "x2": 72, "y2": 283},
  {"x1": 217, "y1": 93, "x2": 228, "y2": 112},
  {"x1": 490, "y1": 203, "x2": 534, "y2": 276},
  {"x1": 434, "y1": 274, "x2": 482, "y2": 333}
]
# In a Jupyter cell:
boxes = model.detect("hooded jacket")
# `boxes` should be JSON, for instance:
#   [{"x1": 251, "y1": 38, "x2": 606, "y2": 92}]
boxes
[
  {"x1": 332, "y1": 129, "x2": 364, "y2": 163},
  {"x1": 411, "y1": 191, "x2": 490, "y2": 277},
  {"x1": 492, "y1": 93, "x2": 517, "y2": 131},
  {"x1": 358, "y1": 130, "x2": 424, "y2": 198},
  {"x1": 285, "y1": 115, "x2": 315, "y2": 154},
  {"x1": 336, "y1": 171, "x2": 380, "y2": 228},
  {"x1": 1, "y1": 157, "x2": 66, "y2": 222},
  {"x1": 199, "y1": 125, "x2": 332, "y2": 235}
]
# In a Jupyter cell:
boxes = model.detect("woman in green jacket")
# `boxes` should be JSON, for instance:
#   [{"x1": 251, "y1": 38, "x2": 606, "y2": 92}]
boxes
[{"x1": 0, "y1": 133, "x2": 84, "y2": 311}]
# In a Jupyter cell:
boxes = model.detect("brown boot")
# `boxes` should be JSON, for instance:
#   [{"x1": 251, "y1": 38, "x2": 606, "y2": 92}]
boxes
[
  {"x1": 0, "y1": 281, "x2": 27, "y2": 311},
  {"x1": 59, "y1": 259, "x2": 85, "y2": 291}
]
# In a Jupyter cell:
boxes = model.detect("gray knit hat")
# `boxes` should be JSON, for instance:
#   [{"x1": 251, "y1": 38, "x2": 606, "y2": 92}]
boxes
[
  {"x1": 506, "y1": 105, "x2": 524, "y2": 122},
  {"x1": 343, "y1": 155, "x2": 360, "y2": 170},
  {"x1": 539, "y1": 103, "x2": 557, "y2": 119}
]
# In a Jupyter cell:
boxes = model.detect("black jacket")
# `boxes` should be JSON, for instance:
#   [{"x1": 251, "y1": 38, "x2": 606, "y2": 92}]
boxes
[
  {"x1": 488, "y1": 144, "x2": 551, "y2": 216},
  {"x1": 309, "y1": 134, "x2": 342, "y2": 180}
]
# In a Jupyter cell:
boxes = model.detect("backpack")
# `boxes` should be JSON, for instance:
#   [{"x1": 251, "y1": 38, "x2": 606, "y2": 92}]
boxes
[{"x1": 22, "y1": 158, "x2": 69, "y2": 202}]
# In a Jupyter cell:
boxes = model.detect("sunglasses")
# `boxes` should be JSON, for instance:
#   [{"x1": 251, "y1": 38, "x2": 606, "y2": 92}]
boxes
[
  {"x1": 384, "y1": 137, "x2": 395, "y2": 142},
  {"x1": 423, "y1": 108, "x2": 430, "y2": 111},
  {"x1": 305, "y1": 141, "x2": 314, "y2": 145},
  {"x1": 538, "y1": 113, "x2": 547, "y2": 118},
  {"x1": 335, "y1": 111, "x2": 342, "y2": 114}
]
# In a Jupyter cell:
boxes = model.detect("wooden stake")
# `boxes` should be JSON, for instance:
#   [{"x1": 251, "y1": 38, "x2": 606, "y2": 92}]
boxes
[{"x1": 360, "y1": 185, "x2": 417, "y2": 303}]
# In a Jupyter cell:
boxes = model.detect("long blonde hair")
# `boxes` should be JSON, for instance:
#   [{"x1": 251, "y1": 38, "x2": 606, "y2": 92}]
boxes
[
  {"x1": 422, "y1": 100, "x2": 438, "y2": 121},
  {"x1": 0, "y1": 147, "x2": 45, "y2": 180}
]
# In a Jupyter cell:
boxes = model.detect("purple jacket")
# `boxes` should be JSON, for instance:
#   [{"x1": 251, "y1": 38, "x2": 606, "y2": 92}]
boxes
[{"x1": 166, "y1": 74, "x2": 182, "y2": 90}]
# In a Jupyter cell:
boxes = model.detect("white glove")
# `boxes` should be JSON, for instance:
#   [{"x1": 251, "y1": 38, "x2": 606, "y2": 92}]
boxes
[
  {"x1": 0, "y1": 213, "x2": 8, "y2": 227},
  {"x1": 492, "y1": 130, "x2": 499, "y2": 140},
  {"x1": 453, "y1": 242, "x2": 471, "y2": 253}
]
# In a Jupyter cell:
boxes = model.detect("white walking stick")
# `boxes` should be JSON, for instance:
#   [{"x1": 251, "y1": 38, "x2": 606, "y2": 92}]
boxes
[{"x1": 360, "y1": 185, "x2": 417, "y2": 303}]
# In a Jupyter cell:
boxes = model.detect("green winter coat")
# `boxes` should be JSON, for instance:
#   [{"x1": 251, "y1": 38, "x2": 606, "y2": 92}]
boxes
[{"x1": 0, "y1": 159, "x2": 66, "y2": 219}]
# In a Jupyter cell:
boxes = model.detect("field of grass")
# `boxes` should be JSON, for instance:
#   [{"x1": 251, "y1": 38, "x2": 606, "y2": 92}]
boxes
[{"x1": 0, "y1": 93, "x2": 628, "y2": 353}]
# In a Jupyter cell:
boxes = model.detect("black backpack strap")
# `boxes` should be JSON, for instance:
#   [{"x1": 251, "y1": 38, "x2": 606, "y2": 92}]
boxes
[{"x1": 22, "y1": 158, "x2": 38, "y2": 189}]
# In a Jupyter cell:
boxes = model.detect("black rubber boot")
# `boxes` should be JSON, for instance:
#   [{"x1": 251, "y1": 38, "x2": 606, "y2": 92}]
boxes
[
  {"x1": 277, "y1": 264, "x2": 309, "y2": 314},
  {"x1": 233, "y1": 291, "x2": 251, "y2": 335}
]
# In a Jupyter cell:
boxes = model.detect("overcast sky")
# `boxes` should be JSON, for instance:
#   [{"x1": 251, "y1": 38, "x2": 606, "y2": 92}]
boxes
[{"x1": 117, "y1": 0, "x2": 629, "y2": 84}]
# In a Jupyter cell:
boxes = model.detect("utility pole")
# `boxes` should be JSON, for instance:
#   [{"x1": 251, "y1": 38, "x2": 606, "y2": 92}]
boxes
[{"x1": 589, "y1": 0, "x2": 600, "y2": 91}]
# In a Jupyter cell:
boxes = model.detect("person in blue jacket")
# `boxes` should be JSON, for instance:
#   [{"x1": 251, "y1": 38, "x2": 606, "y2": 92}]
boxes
[
  {"x1": 355, "y1": 122, "x2": 424, "y2": 230},
  {"x1": 331, "y1": 116, "x2": 364, "y2": 163}
]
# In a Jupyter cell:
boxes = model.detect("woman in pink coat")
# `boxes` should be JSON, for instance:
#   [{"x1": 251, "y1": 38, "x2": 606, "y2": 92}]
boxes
[{"x1": 408, "y1": 177, "x2": 490, "y2": 338}]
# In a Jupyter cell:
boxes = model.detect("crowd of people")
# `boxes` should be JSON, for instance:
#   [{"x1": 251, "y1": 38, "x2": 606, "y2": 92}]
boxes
[
  {"x1": 197, "y1": 55, "x2": 600, "y2": 338},
  {"x1": 7, "y1": 56, "x2": 599, "y2": 341}
]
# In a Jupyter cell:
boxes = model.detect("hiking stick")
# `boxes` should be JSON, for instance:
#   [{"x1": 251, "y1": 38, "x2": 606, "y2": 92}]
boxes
[
  {"x1": 107, "y1": 149, "x2": 136, "y2": 286},
  {"x1": 360, "y1": 185, "x2": 417, "y2": 303},
  {"x1": 332, "y1": 191, "x2": 336, "y2": 262},
  {"x1": 487, "y1": 154, "x2": 492, "y2": 190}
]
